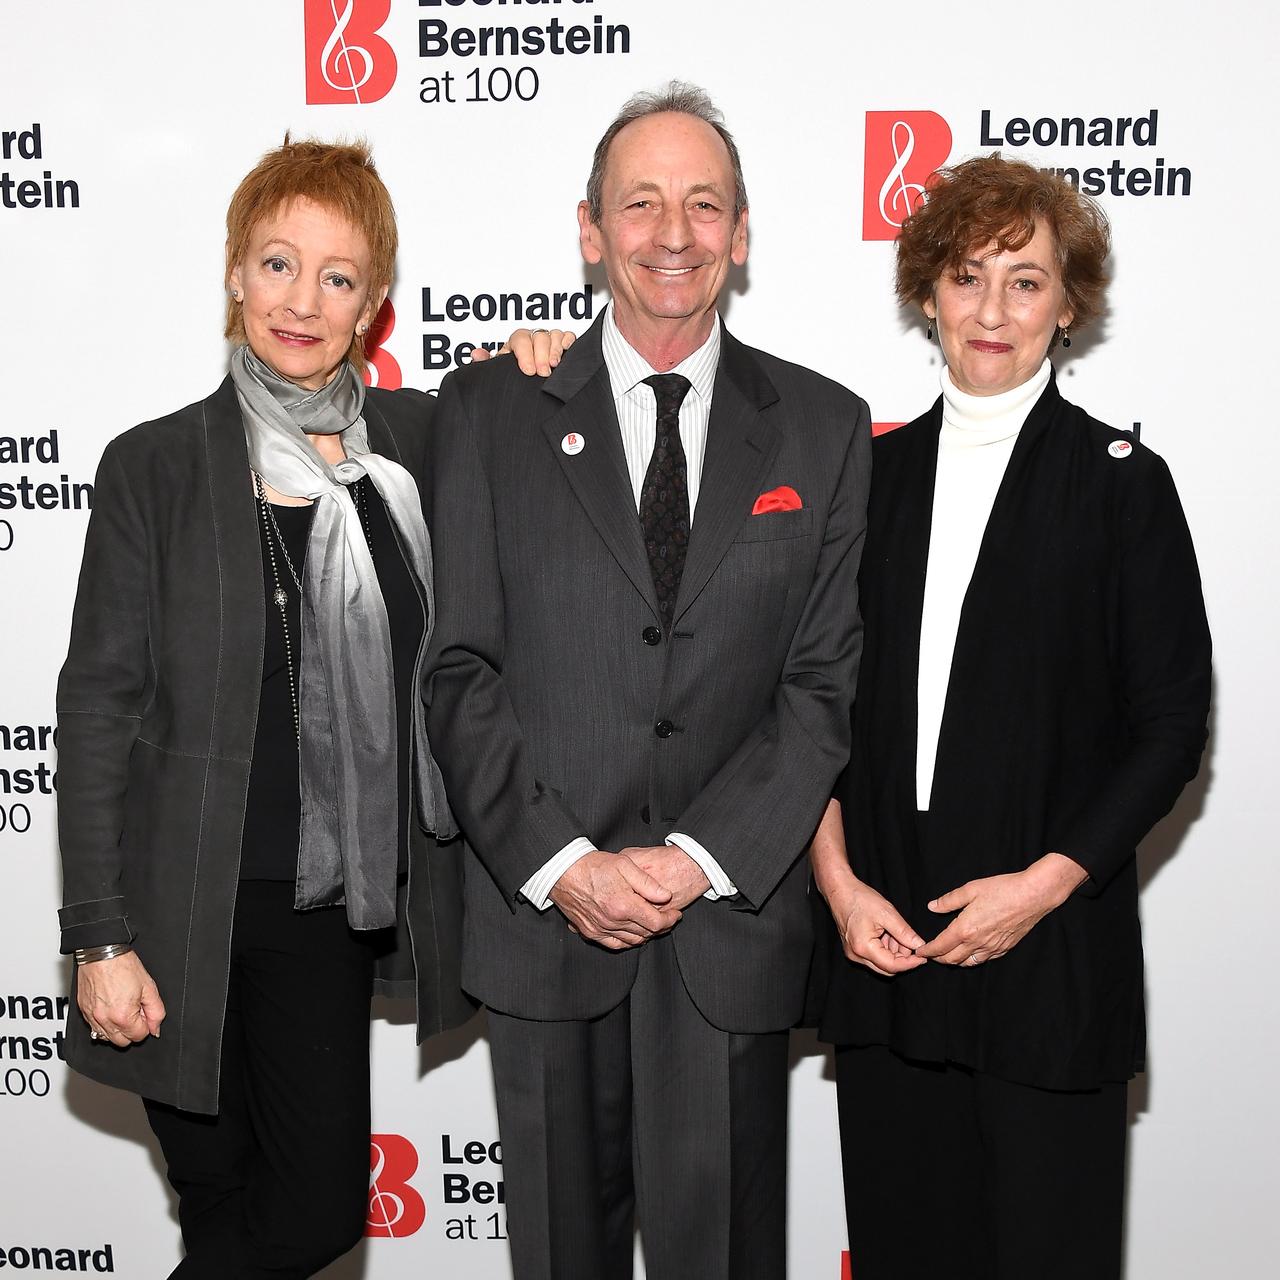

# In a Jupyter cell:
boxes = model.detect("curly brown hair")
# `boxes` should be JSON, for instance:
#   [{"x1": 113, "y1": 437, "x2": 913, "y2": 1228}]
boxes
[
  {"x1": 895, "y1": 154, "x2": 1111, "y2": 336},
  {"x1": 223, "y1": 137, "x2": 397, "y2": 371}
]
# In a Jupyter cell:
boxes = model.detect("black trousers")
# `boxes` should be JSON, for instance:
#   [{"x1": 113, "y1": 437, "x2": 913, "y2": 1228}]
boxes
[
  {"x1": 144, "y1": 881, "x2": 377, "y2": 1279},
  {"x1": 487, "y1": 933, "x2": 790, "y2": 1280},
  {"x1": 835, "y1": 1044, "x2": 1127, "y2": 1280}
]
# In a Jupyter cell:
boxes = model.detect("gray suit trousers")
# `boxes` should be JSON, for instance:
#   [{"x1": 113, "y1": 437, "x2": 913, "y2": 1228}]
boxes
[{"x1": 487, "y1": 934, "x2": 789, "y2": 1280}]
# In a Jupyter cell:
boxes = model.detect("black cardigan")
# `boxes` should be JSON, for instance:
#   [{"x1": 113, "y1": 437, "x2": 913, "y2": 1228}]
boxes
[
  {"x1": 818, "y1": 375, "x2": 1211, "y2": 1090},
  {"x1": 56, "y1": 377, "x2": 471, "y2": 1114}
]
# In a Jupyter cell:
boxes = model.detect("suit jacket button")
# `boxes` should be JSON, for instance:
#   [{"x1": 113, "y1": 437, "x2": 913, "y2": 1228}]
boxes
[
  {"x1": 654, "y1": 720, "x2": 674, "y2": 738},
  {"x1": 640, "y1": 805, "x2": 651, "y2": 823},
  {"x1": 642, "y1": 626, "x2": 662, "y2": 646}
]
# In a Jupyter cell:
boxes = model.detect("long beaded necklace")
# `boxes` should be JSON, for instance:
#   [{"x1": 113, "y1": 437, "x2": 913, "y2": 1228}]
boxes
[
  {"x1": 254, "y1": 472, "x2": 305, "y2": 739},
  {"x1": 253, "y1": 472, "x2": 376, "y2": 740}
]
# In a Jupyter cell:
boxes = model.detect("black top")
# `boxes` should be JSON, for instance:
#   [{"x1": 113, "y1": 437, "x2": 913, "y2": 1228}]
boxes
[
  {"x1": 239, "y1": 480, "x2": 426, "y2": 881},
  {"x1": 815, "y1": 377, "x2": 1211, "y2": 1090}
]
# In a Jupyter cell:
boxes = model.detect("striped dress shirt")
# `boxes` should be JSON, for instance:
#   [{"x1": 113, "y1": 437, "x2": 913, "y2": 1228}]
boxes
[{"x1": 520, "y1": 305, "x2": 737, "y2": 909}]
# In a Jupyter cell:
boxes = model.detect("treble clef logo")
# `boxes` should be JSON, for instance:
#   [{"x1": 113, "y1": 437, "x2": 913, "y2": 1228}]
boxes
[
  {"x1": 321, "y1": 0, "x2": 375, "y2": 101},
  {"x1": 363, "y1": 298, "x2": 402, "y2": 390},
  {"x1": 861, "y1": 110, "x2": 952, "y2": 241},
  {"x1": 365, "y1": 1134, "x2": 427, "y2": 1238},
  {"x1": 368, "y1": 1139, "x2": 405, "y2": 1232},
  {"x1": 877, "y1": 121, "x2": 928, "y2": 229},
  {"x1": 304, "y1": 0, "x2": 397, "y2": 106}
]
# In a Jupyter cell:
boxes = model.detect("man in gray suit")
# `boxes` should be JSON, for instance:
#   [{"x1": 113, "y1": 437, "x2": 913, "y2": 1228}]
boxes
[{"x1": 425, "y1": 82, "x2": 870, "y2": 1280}]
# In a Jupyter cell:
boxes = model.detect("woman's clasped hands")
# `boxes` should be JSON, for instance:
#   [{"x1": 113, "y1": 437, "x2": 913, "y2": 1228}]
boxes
[
  {"x1": 812, "y1": 798, "x2": 1088, "y2": 974},
  {"x1": 917, "y1": 853, "x2": 1089, "y2": 968}
]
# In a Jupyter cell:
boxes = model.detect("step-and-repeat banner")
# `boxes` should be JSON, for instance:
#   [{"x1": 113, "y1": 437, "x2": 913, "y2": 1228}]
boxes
[{"x1": 2, "y1": 2, "x2": 1275, "y2": 1276}]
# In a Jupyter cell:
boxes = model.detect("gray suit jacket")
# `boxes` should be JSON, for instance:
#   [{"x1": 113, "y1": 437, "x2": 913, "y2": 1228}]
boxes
[{"x1": 424, "y1": 317, "x2": 870, "y2": 1033}]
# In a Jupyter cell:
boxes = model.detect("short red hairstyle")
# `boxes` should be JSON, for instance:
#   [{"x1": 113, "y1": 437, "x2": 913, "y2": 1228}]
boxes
[
  {"x1": 895, "y1": 154, "x2": 1111, "y2": 336},
  {"x1": 223, "y1": 137, "x2": 397, "y2": 370}
]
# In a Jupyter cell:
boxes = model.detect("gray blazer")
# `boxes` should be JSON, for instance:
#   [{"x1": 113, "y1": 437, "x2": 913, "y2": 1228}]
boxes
[
  {"x1": 57, "y1": 377, "x2": 471, "y2": 1115},
  {"x1": 425, "y1": 318, "x2": 871, "y2": 1033}
]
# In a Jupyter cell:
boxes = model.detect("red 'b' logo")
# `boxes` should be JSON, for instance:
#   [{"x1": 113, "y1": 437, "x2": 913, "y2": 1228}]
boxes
[
  {"x1": 366, "y1": 1134, "x2": 426, "y2": 1238},
  {"x1": 862, "y1": 111, "x2": 953, "y2": 240},
  {"x1": 363, "y1": 298, "x2": 402, "y2": 390},
  {"x1": 305, "y1": 0, "x2": 397, "y2": 105}
]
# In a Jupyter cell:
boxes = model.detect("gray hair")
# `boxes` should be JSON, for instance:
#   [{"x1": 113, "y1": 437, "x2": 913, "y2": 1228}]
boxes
[{"x1": 585, "y1": 81, "x2": 748, "y2": 223}]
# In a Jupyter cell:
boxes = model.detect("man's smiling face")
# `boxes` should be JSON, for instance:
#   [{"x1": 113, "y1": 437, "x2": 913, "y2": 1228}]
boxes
[{"x1": 579, "y1": 111, "x2": 748, "y2": 357}]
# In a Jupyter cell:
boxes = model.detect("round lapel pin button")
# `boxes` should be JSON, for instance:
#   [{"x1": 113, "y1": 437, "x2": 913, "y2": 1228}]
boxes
[
  {"x1": 1108, "y1": 440, "x2": 1133, "y2": 459},
  {"x1": 561, "y1": 433, "x2": 585, "y2": 456}
]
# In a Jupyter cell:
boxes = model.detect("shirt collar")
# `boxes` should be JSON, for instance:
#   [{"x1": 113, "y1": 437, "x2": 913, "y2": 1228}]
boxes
[
  {"x1": 601, "y1": 302, "x2": 721, "y2": 405},
  {"x1": 939, "y1": 358, "x2": 1051, "y2": 447}
]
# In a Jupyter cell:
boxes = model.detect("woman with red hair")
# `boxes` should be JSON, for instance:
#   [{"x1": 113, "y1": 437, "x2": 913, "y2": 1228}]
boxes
[{"x1": 56, "y1": 137, "x2": 563, "y2": 1278}]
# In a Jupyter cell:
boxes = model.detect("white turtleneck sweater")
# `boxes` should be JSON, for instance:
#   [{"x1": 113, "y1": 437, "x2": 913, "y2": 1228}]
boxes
[{"x1": 915, "y1": 359, "x2": 1051, "y2": 810}]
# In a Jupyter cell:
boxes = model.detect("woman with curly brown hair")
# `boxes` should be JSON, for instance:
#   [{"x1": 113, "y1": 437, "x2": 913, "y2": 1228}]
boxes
[{"x1": 810, "y1": 154, "x2": 1211, "y2": 1279}]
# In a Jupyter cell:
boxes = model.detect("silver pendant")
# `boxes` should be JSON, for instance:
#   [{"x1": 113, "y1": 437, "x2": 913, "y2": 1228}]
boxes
[{"x1": 273, "y1": 587, "x2": 288, "y2": 609}]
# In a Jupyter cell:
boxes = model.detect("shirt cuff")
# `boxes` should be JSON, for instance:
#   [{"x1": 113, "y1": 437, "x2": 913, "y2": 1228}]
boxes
[
  {"x1": 519, "y1": 837, "x2": 595, "y2": 911},
  {"x1": 667, "y1": 833, "x2": 737, "y2": 900}
]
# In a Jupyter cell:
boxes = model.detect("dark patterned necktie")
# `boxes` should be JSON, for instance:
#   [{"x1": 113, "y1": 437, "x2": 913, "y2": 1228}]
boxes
[{"x1": 639, "y1": 373, "x2": 693, "y2": 631}]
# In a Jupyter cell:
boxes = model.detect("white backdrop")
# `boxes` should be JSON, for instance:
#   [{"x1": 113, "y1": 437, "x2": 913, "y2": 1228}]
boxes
[{"x1": 2, "y1": 2, "x2": 1277, "y2": 1276}]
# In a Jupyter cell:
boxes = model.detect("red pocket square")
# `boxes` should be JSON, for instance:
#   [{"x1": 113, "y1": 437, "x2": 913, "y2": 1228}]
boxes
[{"x1": 752, "y1": 485, "x2": 802, "y2": 515}]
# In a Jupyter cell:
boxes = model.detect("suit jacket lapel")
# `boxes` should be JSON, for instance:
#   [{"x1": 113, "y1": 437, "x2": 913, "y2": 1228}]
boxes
[
  {"x1": 885, "y1": 400, "x2": 942, "y2": 778},
  {"x1": 928, "y1": 376, "x2": 1064, "y2": 801},
  {"x1": 674, "y1": 328, "x2": 781, "y2": 624},
  {"x1": 540, "y1": 318, "x2": 660, "y2": 617},
  {"x1": 202, "y1": 374, "x2": 267, "y2": 758},
  {"x1": 362, "y1": 396, "x2": 403, "y2": 464}
]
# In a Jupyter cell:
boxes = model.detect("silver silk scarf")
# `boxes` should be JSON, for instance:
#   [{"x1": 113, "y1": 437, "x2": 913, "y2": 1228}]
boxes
[{"x1": 230, "y1": 345, "x2": 455, "y2": 930}]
